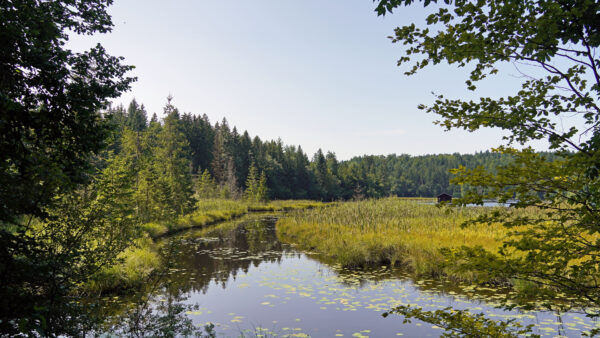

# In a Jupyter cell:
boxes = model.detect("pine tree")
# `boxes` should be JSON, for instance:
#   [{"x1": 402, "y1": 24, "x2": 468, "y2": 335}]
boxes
[
  {"x1": 150, "y1": 112, "x2": 159, "y2": 125},
  {"x1": 126, "y1": 98, "x2": 148, "y2": 131},
  {"x1": 310, "y1": 149, "x2": 328, "y2": 200},
  {"x1": 245, "y1": 162, "x2": 259, "y2": 201},
  {"x1": 198, "y1": 114, "x2": 215, "y2": 171},
  {"x1": 154, "y1": 96, "x2": 196, "y2": 216},
  {"x1": 118, "y1": 128, "x2": 143, "y2": 217},
  {"x1": 257, "y1": 171, "x2": 269, "y2": 203},
  {"x1": 197, "y1": 169, "x2": 217, "y2": 199},
  {"x1": 225, "y1": 157, "x2": 241, "y2": 199},
  {"x1": 137, "y1": 163, "x2": 161, "y2": 221},
  {"x1": 211, "y1": 126, "x2": 228, "y2": 184}
]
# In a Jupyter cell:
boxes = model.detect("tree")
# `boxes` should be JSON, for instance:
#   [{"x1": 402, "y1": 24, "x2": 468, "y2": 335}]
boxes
[
  {"x1": 210, "y1": 124, "x2": 229, "y2": 184},
  {"x1": 197, "y1": 169, "x2": 218, "y2": 199},
  {"x1": 375, "y1": 0, "x2": 600, "y2": 333},
  {"x1": 154, "y1": 97, "x2": 196, "y2": 216},
  {"x1": 0, "y1": 0, "x2": 135, "y2": 224},
  {"x1": 243, "y1": 161, "x2": 268, "y2": 203},
  {"x1": 310, "y1": 149, "x2": 342, "y2": 200},
  {"x1": 0, "y1": 1, "x2": 134, "y2": 334},
  {"x1": 257, "y1": 171, "x2": 269, "y2": 203},
  {"x1": 127, "y1": 98, "x2": 148, "y2": 131},
  {"x1": 311, "y1": 149, "x2": 328, "y2": 199},
  {"x1": 150, "y1": 112, "x2": 159, "y2": 125},
  {"x1": 224, "y1": 156, "x2": 242, "y2": 199},
  {"x1": 0, "y1": 152, "x2": 139, "y2": 335},
  {"x1": 245, "y1": 162, "x2": 260, "y2": 202}
]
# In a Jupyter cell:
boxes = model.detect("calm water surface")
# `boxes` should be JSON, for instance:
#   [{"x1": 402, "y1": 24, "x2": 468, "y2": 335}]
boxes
[{"x1": 103, "y1": 215, "x2": 599, "y2": 337}]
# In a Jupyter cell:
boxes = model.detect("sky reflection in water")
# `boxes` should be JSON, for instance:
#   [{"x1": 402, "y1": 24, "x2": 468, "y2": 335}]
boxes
[{"x1": 148, "y1": 216, "x2": 600, "y2": 337}]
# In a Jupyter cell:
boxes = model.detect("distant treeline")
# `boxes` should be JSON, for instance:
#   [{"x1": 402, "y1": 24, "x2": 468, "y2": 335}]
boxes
[{"x1": 107, "y1": 98, "x2": 549, "y2": 201}]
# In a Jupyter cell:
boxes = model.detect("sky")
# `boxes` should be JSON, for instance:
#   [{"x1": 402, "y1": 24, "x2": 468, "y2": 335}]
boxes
[{"x1": 67, "y1": 0, "x2": 540, "y2": 160}]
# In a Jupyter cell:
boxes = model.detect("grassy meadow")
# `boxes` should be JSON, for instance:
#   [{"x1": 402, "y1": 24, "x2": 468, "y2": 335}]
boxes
[{"x1": 276, "y1": 197, "x2": 530, "y2": 279}]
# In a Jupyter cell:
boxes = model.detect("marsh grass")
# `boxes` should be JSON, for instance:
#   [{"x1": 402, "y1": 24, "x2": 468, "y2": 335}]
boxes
[
  {"x1": 276, "y1": 197, "x2": 535, "y2": 279},
  {"x1": 246, "y1": 200, "x2": 326, "y2": 212},
  {"x1": 142, "y1": 199, "x2": 328, "y2": 238},
  {"x1": 85, "y1": 236, "x2": 161, "y2": 294},
  {"x1": 87, "y1": 199, "x2": 326, "y2": 293}
]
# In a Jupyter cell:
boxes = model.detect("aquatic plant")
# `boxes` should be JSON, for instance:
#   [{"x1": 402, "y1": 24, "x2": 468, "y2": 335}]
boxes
[{"x1": 276, "y1": 197, "x2": 536, "y2": 279}]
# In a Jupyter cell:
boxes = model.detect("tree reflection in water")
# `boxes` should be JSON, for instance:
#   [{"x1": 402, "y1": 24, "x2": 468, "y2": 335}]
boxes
[
  {"x1": 97, "y1": 216, "x2": 281, "y2": 337},
  {"x1": 104, "y1": 291, "x2": 214, "y2": 338}
]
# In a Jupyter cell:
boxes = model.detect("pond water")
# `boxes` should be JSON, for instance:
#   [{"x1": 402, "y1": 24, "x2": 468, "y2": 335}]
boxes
[
  {"x1": 420, "y1": 200, "x2": 518, "y2": 207},
  {"x1": 101, "y1": 215, "x2": 599, "y2": 337}
]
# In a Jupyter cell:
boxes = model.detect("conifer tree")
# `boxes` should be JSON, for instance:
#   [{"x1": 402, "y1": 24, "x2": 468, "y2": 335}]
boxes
[
  {"x1": 245, "y1": 162, "x2": 259, "y2": 201},
  {"x1": 197, "y1": 169, "x2": 218, "y2": 199},
  {"x1": 257, "y1": 171, "x2": 269, "y2": 203},
  {"x1": 211, "y1": 126, "x2": 228, "y2": 184},
  {"x1": 126, "y1": 98, "x2": 148, "y2": 131},
  {"x1": 198, "y1": 114, "x2": 215, "y2": 171},
  {"x1": 225, "y1": 157, "x2": 241, "y2": 199},
  {"x1": 154, "y1": 97, "x2": 196, "y2": 216},
  {"x1": 118, "y1": 128, "x2": 143, "y2": 216},
  {"x1": 150, "y1": 113, "x2": 159, "y2": 125},
  {"x1": 313, "y1": 149, "x2": 328, "y2": 185},
  {"x1": 236, "y1": 132, "x2": 253, "y2": 185}
]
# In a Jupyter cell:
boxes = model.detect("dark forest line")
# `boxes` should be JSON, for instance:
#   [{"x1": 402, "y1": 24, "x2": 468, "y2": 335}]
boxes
[{"x1": 108, "y1": 98, "x2": 551, "y2": 201}]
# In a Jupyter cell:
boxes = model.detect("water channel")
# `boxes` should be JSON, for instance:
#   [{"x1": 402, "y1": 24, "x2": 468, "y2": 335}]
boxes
[{"x1": 99, "y1": 215, "x2": 599, "y2": 337}]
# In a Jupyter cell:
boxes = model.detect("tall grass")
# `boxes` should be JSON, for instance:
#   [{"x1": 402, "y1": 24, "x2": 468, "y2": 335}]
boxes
[
  {"x1": 85, "y1": 236, "x2": 161, "y2": 294},
  {"x1": 276, "y1": 197, "x2": 533, "y2": 278},
  {"x1": 87, "y1": 199, "x2": 326, "y2": 293},
  {"x1": 246, "y1": 200, "x2": 326, "y2": 212},
  {"x1": 151, "y1": 199, "x2": 328, "y2": 237}
]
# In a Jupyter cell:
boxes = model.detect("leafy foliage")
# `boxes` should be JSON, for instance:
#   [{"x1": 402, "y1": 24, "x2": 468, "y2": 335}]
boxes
[
  {"x1": 383, "y1": 305, "x2": 538, "y2": 338},
  {"x1": 0, "y1": 0, "x2": 135, "y2": 224},
  {"x1": 1, "y1": 154, "x2": 138, "y2": 335},
  {"x1": 0, "y1": 0, "x2": 135, "y2": 335},
  {"x1": 374, "y1": 0, "x2": 600, "y2": 334}
]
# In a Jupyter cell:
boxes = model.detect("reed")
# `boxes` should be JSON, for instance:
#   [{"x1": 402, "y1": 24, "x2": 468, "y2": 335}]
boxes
[
  {"x1": 167, "y1": 199, "x2": 327, "y2": 236},
  {"x1": 276, "y1": 197, "x2": 535, "y2": 279}
]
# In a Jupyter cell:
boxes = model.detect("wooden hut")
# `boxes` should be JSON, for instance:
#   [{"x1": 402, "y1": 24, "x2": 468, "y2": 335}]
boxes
[{"x1": 437, "y1": 193, "x2": 452, "y2": 203}]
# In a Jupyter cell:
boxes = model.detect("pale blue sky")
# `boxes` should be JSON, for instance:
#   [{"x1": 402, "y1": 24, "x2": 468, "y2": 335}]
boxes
[{"x1": 68, "y1": 0, "x2": 535, "y2": 160}]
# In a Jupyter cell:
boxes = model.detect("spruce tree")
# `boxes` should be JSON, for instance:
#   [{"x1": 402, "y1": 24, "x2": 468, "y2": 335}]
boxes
[
  {"x1": 126, "y1": 98, "x2": 148, "y2": 131},
  {"x1": 225, "y1": 157, "x2": 241, "y2": 199},
  {"x1": 150, "y1": 112, "x2": 159, "y2": 125},
  {"x1": 154, "y1": 97, "x2": 196, "y2": 216},
  {"x1": 197, "y1": 169, "x2": 217, "y2": 199},
  {"x1": 245, "y1": 162, "x2": 259, "y2": 201},
  {"x1": 211, "y1": 126, "x2": 228, "y2": 184},
  {"x1": 257, "y1": 171, "x2": 269, "y2": 203}
]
